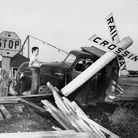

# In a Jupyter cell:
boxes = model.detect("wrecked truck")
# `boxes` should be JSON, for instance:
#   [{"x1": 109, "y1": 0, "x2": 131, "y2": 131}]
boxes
[{"x1": 10, "y1": 46, "x2": 119, "y2": 105}]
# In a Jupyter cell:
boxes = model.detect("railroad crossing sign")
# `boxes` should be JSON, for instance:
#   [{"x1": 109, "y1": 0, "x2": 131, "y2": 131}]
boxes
[
  {"x1": 89, "y1": 13, "x2": 138, "y2": 74},
  {"x1": 106, "y1": 13, "x2": 128, "y2": 74},
  {"x1": 89, "y1": 34, "x2": 138, "y2": 63},
  {"x1": 0, "y1": 31, "x2": 21, "y2": 57}
]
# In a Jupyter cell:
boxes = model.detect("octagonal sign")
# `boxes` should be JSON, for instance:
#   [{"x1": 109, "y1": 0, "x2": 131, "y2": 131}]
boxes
[{"x1": 0, "y1": 31, "x2": 21, "y2": 57}]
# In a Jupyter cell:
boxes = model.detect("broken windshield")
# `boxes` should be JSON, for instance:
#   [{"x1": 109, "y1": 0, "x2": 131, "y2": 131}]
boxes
[{"x1": 63, "y1": 53, "x2": 76, "y2": 67}]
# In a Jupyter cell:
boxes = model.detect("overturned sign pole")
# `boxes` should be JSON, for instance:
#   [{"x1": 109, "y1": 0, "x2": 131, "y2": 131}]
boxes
[{"x1": 61, "y1": 36, "x2": 133, "y2": 96}]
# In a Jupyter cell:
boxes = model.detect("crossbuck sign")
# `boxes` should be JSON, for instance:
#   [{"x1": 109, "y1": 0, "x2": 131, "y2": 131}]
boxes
[
  {"x1": 89, "y1": 13, "x2": 138, "y2": 70},
  {"x1": 89, "y1": 34, "x2": 138, "y2": 63}
]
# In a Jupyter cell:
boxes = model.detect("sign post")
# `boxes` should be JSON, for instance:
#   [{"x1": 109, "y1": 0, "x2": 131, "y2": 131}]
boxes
[{"x1": 0, "y1": 31, "x2": 21, "y2": 96}]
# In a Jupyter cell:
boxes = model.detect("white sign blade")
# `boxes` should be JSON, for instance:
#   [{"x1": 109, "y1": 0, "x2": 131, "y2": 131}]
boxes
[
  {"x1": 89, "y1": 35, "x2": 138, "y2": 64},
  {"x1": 106, "y1": 12, "x2": 120, "y2": 43},
  {"x1": 106, "y1": 13, "x2": 127, "y2": 73}
]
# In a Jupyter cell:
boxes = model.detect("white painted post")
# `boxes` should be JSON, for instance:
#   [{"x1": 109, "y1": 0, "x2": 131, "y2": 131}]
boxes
[{"x1": 61, "y1": 37, "x2": 133, "y2": 96}]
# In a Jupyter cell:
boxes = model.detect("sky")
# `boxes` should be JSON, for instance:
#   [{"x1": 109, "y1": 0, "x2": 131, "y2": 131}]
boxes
[{"x1": 0, "y1": 0, "x2": 138, "y2": 70}]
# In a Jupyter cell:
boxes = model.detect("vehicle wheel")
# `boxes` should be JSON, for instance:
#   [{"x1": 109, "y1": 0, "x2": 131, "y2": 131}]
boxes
[
  {"x1": 39, "y1": 85, "x2": 52, "y2": 94},
  {"x1": 9, "y1": 80, "x2": 18, "y2": 95}
]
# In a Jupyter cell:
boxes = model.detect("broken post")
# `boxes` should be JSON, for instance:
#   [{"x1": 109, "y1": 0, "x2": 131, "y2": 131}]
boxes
[
  {"x1": 61, "y1": 36, "x2": 133, "y2": 96},
  {"x1": 0, "y1": 57, "x2": 10, "y2": 96}
]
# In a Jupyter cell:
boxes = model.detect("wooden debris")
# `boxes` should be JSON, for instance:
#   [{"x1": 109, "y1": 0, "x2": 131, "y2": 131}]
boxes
[
  {"x1": 0, "y1": 111, "x2": 3, "y2": 120},
  {"x1": 42, "y1": 82, "x2": 120, "y2": 138},
  {"x1": 42, "y1": 100, "x2": 75, "y2": 131},
  {"x1": 116, "y1": 84, "x2": 124, "y2": 94},
  {"x1": 20, "y1": 98, "x2": 46, "y2": 113},
  {"x1": 0, "y1": 104, "x2": 12, "y2": 119},
  {"x1": 73, "y1": 101, "x2": 119, "y2": 138},
  {"x1": 47, "y1": 82, "x2": 93, "y2": 133},
  {"x1": 0, "y1": 130, "x2": 92, "y2": 138},
  {"x1": 47, "y1": 82, "x2": 71, "y2": 115},
  {"x1": 44, "y1": 83, "x2": 101, "y2": 137},
  {"x1": 71, "y1": 101, "x2": 119, "y2": 138},
  {"x1": 44, "y1": 105, "x2": 73, "y2": 130},
  {"x1": 2, "y1": 103, "x2": 24, "y2": 114},
  {"x1": 63, "y1": 97, "x2": 106, "y2": 138},
  {"x1": 2, "y1": 94, "x2": 47, "y2": 113},
  {"x1": 0, "y1": 99, "x2": 19, "y2": 104}
]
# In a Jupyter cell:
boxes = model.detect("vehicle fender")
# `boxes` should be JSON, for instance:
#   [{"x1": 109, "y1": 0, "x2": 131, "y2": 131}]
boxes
[{"x1": 40, "y1": 73, "x2": 64, "y2": 89}]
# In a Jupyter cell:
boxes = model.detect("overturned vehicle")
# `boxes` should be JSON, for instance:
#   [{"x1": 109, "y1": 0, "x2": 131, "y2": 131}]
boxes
[{"x1": 10, "y1": 46, "x2": 120, "y2": 106}]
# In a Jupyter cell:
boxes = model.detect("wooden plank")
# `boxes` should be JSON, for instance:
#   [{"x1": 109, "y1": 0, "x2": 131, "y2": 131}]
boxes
[
  {"x1": 0, "y1": 93, "x2": 51, "y2": 104},
  {"x1": 71, "y1": 101, "x2": 87, "y2": 116},
  {"x1": 0, "y1": 130, "x2": 92, "y2": 138},
  {"x1": 63, "y1": 98, "x2": 105, "y2": 138},
  {"x1": 46, "y1": 83, "x2": 117, "y2": 137},
  {"x1": 62, "y1": 97, "x2": 77, "y2": 116},
  {"x1": 20, "y1": 98, "x2": 46, "y2": 113},
  {"x1": 0, "y1": 111, "x2": 3, "y2": 120},
  {"x1": 42, "y1": 100, "x2": 75, "y2": 130},
  {"x1": 2, "y1": 95, "x2": 48, "y2": 113},
  {"x1": 4, "y1": 104, "x2": 24, "y2": 114},
  {"x1": 43, "y1": 105, "x2": 72, "y2": 130},
  {"x1": 48, "y1": 84, "x2": 101, "y2": 137},
  {"x1": 9, "y1": 93, "x2": 52, "y2": 98},
  {"x1": 47, "y1": 83, "x2": 85, "y2": 132},
  {"x1": 47, "y1": 82, "x2": 70, "y2": 115},
  {"x1": 42, "y1": 100, "x2": 72, "y2": 127},
  {"x1": 0, "y1": 104, "x2": 12, "y2": 119},
  {"x1": 77, "y1": 111, "x2": 120, "y2": 138},
  {"x1": 0, "y1": 99, "x2": 19, "y2": 104},
  {"x1": 0, "y1": 57, "x2": 10, "y2": 96},
  {"x1": 71, "y1": 101, "x2": 119, "y2": 138}
]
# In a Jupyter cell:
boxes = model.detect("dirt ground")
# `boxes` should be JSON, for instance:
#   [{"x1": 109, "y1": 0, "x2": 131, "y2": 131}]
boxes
[
  {"x1": 0, "y1": 102, "x2": 55, "y2": 133},
  {"x1": 0, "y1": 98, "x2": 138, "y2": 138},
  {"x1": 84, "y1": 103, "x2": 138, "y2": 138}
]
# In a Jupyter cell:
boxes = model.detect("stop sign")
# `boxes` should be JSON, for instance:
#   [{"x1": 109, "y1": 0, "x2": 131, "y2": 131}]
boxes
[{"x1": 0, "y1": 31, "x2": 21, "y2": 57}]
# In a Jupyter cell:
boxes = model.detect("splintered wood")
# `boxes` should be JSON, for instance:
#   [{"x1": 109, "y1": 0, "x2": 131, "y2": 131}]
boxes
[
  {"x1": 0, "y1": 104, "x2": 12, "y2": 120},
  {"x1": 41, "y1": 82, "x2": 120, "y2": 138}
]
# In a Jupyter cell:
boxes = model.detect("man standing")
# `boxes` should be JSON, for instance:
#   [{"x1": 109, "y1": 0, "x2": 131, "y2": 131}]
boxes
[{"x1": 29, "y1": 46, "x2": 41, "y2": 94}]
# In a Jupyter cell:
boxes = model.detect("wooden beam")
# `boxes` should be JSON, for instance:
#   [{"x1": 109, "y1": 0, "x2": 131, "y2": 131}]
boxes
[
  {"x1": 42, "y1": 100, "x2": 72, "y2": 127},
  {"x1": 20, "y1": 98, "x2": 46, "y2": 113},
  {"x1": 0, "y1": 94, "x2": 51, "y2": 113},
  {"x1": 62, "y1": 98, "x2": 106, "y2": 138},
  {"x1": 0, "y1": 130, "x2": 92, "y2": 138},
  {"x1": 45, "y1": 84, "x2": 101, "y2": 137},
  {"x1": 71, "y1": 101, "x2": 120, "y2": 138},
  {"x1": 0, "y1": 111, "x2": 3, "y2": 120},
  {"x1": 0, "y1": 104, "x2": 12, "y2": 119},
  {"x1": 0, "y1": 57, "x2": 11, "y2": 96},
  {"x1": 43, "y1": 105, "x2": 72, "y2": 130},
  {"x1": 47, "y1": 82, "x2": 71, "y2": 115},
  {"x1": 0, "y1": 93, "x2": 52, "y2": 101},
  {"x1": 76, "y1": 110, "x2": 119, "y2": 138},
  {"x1": 0, "y1": 99, "x2": 19, "y2": 104}
]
